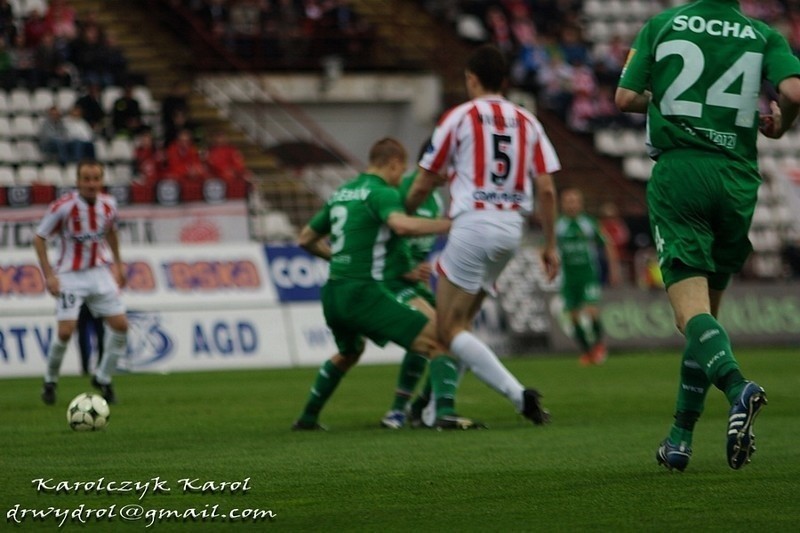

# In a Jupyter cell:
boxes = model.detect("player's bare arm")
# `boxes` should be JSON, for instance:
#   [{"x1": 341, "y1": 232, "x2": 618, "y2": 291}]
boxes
[
  {"x1": 106, "y1": 226, "x2": 127, "y2": 289},
  {"x1": 405, "y1": 168, "x2": 445, "y2": 213},
  {"x1": 534, "y1": 173, "x2": 560, "y2": 281},
  {"x1": 33, "y1": 234, "x2": 59, "y2": 297},
  {"x1": 298, "y1": 225, "x2": 332, "y2": 261},
  {"x1": 614, "y1": 88, "x2": 652, "y2": 114},
  {"x1": 387, "y1": 212, "x2": 450, "y2": 237}
]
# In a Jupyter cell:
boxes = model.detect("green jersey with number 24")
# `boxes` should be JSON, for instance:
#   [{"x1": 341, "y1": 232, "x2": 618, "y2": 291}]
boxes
[
  {"x1": 618, "y1": 0, "x2": 800, "y2": 168},
  {"x1": 309, "y1": 173, "x2": 411, "y2": 282}
]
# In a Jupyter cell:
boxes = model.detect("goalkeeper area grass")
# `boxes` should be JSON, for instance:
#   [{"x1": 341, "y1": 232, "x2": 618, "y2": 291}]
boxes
[{"x1": 3, "y1": 347, "x2": 799, "y2": 531}]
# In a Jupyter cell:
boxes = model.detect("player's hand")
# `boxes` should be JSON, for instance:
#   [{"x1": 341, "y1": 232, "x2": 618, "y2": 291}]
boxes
[
  {"x1": 759, "y1": 101, "x2": 784, "y2": 139},
  {"x1": 540, "y1": 246, "x2": 560, "y2": 282},
  {"x1": 45, "y1": 274, "x2": 60, "y2": 297}
]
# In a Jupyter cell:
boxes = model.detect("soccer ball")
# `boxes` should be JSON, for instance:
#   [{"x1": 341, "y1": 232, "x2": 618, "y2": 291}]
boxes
[{"x1": 67, "y1": 393, "x2": 110, "y2": 431}]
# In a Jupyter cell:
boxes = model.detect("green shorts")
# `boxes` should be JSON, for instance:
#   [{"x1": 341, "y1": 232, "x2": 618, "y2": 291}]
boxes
[
  {"x1": 321, "y1": 279, "x2": 429, "y2": 356},
  {"x1": 560, "y1": 274, "x2": 601, "y2": 311},
  {"x1": 647, "y1": 151, "x2": 759, "y2": 289},
  {"x1": 384, "y1": 279, "x2": 436, "y2": 308}
]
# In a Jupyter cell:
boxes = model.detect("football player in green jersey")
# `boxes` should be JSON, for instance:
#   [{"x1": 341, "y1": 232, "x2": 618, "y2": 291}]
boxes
[
  {"x1": 616, "y1": 0, "x2": 800, "y2": 471},
  {"x1": 292, "y1": 138, "x2": 482, "y2": 431},
  {"x1": 380, "y1": 141, "x2": 447, "y2": 430},
  {"x1": 556, "y1": 188, "x2": 620, "y2": 366}
]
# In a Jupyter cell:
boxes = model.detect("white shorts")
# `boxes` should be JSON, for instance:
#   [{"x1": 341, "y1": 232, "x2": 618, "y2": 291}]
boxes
[
  {"x1": 55, "y1": 267, "x2": 126, "y2": 321},
  {"x1": 437, "y1": 211, "x2": 523, "y2": 295}
]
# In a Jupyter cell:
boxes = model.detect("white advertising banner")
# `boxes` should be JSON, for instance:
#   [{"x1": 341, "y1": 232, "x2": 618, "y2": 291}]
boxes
[
  {"x1": 0, "y1": 201, "x2": 249, "y2": 249},
  {"x1": 284, "y1": 302, "x2": 404, "y2": 367},
  {"x1": 0, "y1": 242, "x2": 278, "y2": 315},
  {"x1": 0, "y1": 308, "x2": 292, "y2": 378}
]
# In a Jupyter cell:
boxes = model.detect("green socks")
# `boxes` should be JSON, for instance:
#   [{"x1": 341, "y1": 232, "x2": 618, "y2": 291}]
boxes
[
  {"x1": 668, "y1": 313, "x2": 748, "y2": 444},
  {"x1": 684, "y1": 313, "x2": 745, "y2": 404},
  {"x1": 298, "y1": 360, "x2": 345, "y2": 425},
  {"x1": 429, "y1": 355, "x2": 459, "y2": 417},
  {"x1": 573, "y1": 322, "x2": 591, "y2": 352},
  {"x1": 391, "y1": 352, "x2": 428, "y2": 411}
]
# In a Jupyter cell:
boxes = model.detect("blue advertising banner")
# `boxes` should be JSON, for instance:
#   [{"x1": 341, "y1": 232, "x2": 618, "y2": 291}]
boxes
[{"x1": 264, "y1": 245, "x2": 329, "y2": 302}]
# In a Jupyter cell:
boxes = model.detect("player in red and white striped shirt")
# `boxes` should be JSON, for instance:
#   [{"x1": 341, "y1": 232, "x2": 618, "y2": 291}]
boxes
[
  {"x1": 407, "y1": 45, "x2": 561, "y2": 425},
  {"x1": 34, "y1": 160, "x2": 128, "y2": 405}
]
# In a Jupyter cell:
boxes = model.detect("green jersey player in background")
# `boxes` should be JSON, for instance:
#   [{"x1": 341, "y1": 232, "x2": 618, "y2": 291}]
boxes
[
  {"x1": 293, "y1": 138, "x2": 484, "y2": 431},
  {"x1": 616, "y1": 0, "x2": 800, "y2": 471},
  {"x1": 556, "y1": 188, "x2": 620, "y2": 366}
]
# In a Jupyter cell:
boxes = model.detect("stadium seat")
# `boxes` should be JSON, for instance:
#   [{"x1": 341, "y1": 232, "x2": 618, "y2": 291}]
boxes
[
  {"x1": 0, "y1": 117, "x2": 10, "y2": 139},
  {"x1": 40, "y1": 164, "x2": 65, "y2": 186},
  {"x1": 102, "y1": 86, "x2": 123, "y2": 113},
  {"x1": 0, "y1": 140, "x2": 18, "y2": 165},
  {"x1": 109, "y1": 163, "x2": 133, "y2": 184},
  {"x1": 0, "y1": 91, "x2": 8, "y2": 115},
  {"x1": 94, "y1": 138, "x2": 109, "y2": 162},
  {"x1": 133, "y1": 86, "x2": 158, "y2": 115},
  {"x1": 56, "y1": 88, "x2": 78, "y2": 112},
  {"x1": 15, "y1": 165, "x2": 40, "y2": 186},
  {"x1": 0, "y1": 166, "x2": 15, "y2": 186},
  {"x1": 8, "y1": 89, "x2": 34, "y2": 115},
  {"x1": 31, "y1": 88, "x2": 55, "y2": 115},
  {"x1": 10, "y1": 115, "x2": 39, "y2": 139},
  {"x1": 14, "y1": 140, "x2": 43, "y2": 163},
  {"x1": 108, "y1": 137, "x2": 135, "y2": 162}
]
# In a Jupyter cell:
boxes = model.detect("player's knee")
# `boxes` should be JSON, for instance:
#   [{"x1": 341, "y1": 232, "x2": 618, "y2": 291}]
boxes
[{"x1": 332, "y1": 351, "x2": 362, "y2": 372}]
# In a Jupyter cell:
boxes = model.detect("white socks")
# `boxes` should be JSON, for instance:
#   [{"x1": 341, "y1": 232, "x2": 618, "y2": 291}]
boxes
[
  {"x1": 450, "y1": 331, "x2": 524, "y2": 411},
  {"x1": 95, "y1": 328, "x2": 127, "y2": 384},
  {"x1": 45, "y1": 338, "x2": 68, "y2": 383}
]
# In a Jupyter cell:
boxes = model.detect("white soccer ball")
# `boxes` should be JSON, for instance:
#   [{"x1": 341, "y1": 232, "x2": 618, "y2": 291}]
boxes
[{"x1": 66, "y1": 393, "x2": 110, "y2": 431}]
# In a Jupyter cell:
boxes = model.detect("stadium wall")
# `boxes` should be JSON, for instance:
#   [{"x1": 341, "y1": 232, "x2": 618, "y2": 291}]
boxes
[{"x1": 2, "y1": 243, "x2": 798, "y2": 378}]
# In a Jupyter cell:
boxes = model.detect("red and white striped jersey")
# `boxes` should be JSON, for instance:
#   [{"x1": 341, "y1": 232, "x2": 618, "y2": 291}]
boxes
[
  {"x1": 35, "y1": 191, "x2": 119, "y2": 274},
  {"x1": 420, "y1": 95, "x2": 561, "y2": 219}
]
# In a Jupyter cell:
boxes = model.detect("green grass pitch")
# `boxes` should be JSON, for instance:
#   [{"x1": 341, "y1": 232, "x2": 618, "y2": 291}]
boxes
[{"x1": 2, "y1": 348, "x2": 799, "y2": 531}]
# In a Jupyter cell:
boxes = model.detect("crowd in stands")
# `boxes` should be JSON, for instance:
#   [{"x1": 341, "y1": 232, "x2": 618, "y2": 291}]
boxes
[
  {"x1": 0, "y1": 0, "x2": 131, "y2": 90},
  {"x1": 424, "y1": 0, "x2": 800, "y2": 134},
  {"x1": 174, "y1": 0, "x2": 374, "y2": 67},
  {"x1": 0, "y1": 0, "x2": 253, "y2": 201}
]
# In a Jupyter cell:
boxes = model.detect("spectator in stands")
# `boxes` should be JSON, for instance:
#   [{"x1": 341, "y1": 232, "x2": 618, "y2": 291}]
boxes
[
  {"x1": 34, "y1": 32, "x2": 72, "y2": 88},
  {"x1": 63, "y1": 105, "x2": 97, "y2": 159},
  {"x1": 10, "y1": 33, "x2": 37, "y2": 89},
  {"x1": 133, "y1": 126, "x2": 164, "y2": 185},
  {"x1": 45, "y1": 0, "x2": 78, "y2": 47},
  {"x1": 537, "y1": 51, "x2": 573, "y2": 119},
  {"x1": 566, "y1": 58, "x2": 597, "y2": 132},
  {"x1": 205, "y1": 129, "x2": 252, "y2": 186},
  {"x1": 24, "y1": 9, "x2": 51, "y2": 48},
  {"x1": 164, "y1": 128, "x2": 208, "y2": 185},
  {"x1": 163, "y1": 108, "x2": 200, "y2": 148},
  {"x1": 38, "y1": 106, "x2": 75, "y2": 164},
  {"x1": 111, "y1": 83, "x2": 144, "y2": 137},
  {"x1": 201, "y1": 0, "x2": 230, "y2": 39},
  {"x1": 103, "y1": 29, "x2": 130, "y2": 86},
  {"x1": 0, "y1": 38, "x2": 12, "y2": 90},
  {"x1": 598, "y1": 201, "x2": 631, "y2": 283},
  {"x1": 0, "y1": 0, "x2": 16, "y2": 46},
  {"x1": 485, "y1": 6, "x2": 514, "y2": 58},
  {"x1": 75, "y1": 83, "x2": 106, "y2": 134},
  {"x1": 71, "y1": 23, "x2": 113, "y2": 87},
  {"x1": 161, "y1": 80, "x2": 191, "y2": 144}
]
